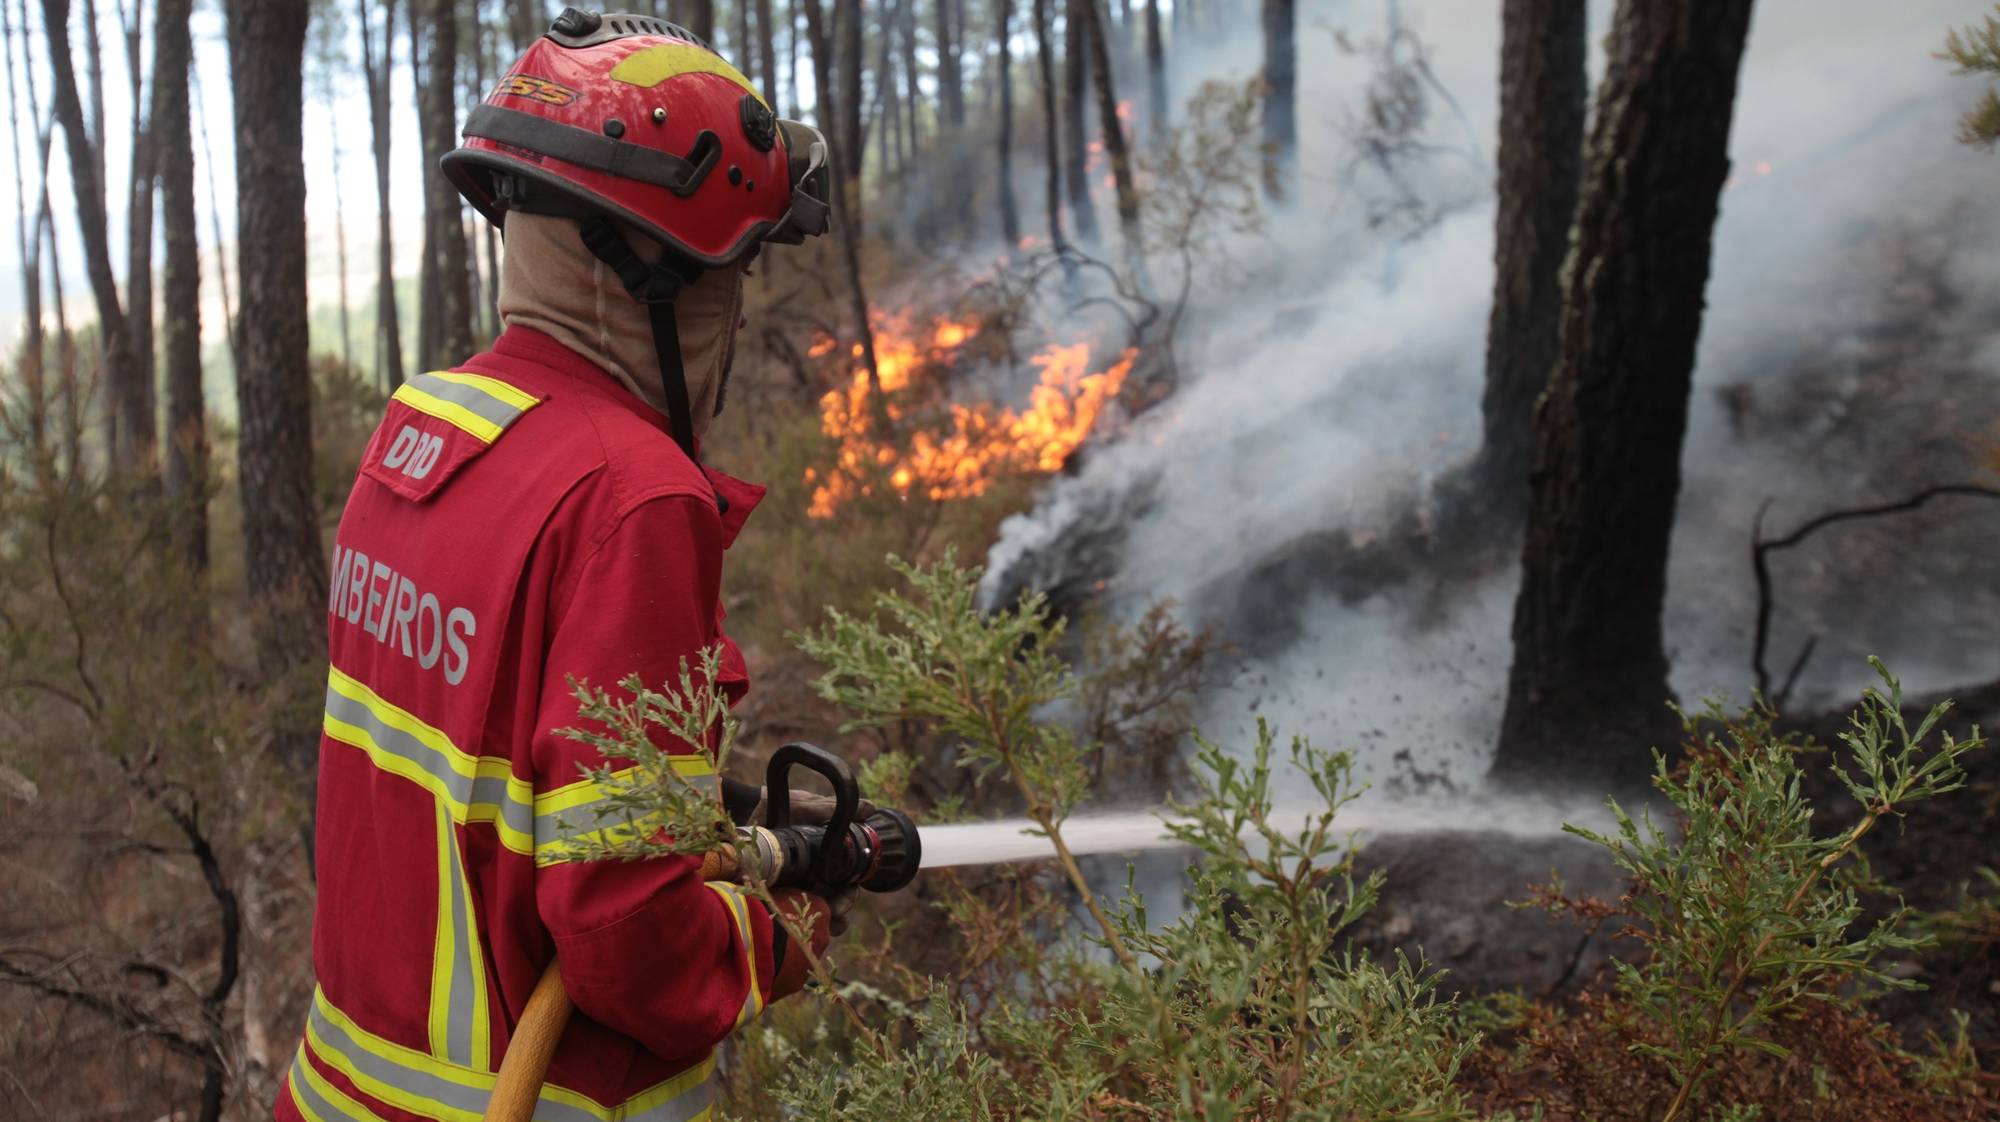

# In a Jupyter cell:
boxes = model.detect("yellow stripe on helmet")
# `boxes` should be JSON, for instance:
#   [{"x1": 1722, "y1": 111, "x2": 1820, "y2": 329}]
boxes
[{"x1": 608, "y1": 43, "x2": 767, "y2": 108}]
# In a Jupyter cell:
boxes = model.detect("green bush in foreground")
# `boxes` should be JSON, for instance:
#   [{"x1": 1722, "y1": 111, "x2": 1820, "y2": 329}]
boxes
[{"x1": 567, "y1": 556, "x2": 1995, "y2": 1121}]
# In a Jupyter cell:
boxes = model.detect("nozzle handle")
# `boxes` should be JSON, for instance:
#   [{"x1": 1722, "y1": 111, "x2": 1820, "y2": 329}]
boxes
[{"x1": 763, "y1": 743, "x2": 859, "y2": 884}]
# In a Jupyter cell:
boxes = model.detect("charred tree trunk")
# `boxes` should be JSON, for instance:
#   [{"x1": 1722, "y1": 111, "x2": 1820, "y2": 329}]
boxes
[
  {"x1": 755, "y1": 0, "x2": 777, "y2": 99},
  {"x1": 1493, "y1": 0, "x2": 1757, "y2": 792},
  {"x1": 508, "y1": 0, "x2": 540, "y2": 48},
  {"x1": 1061, "y1": 0, "x2": 1097, "y2": 239},
  {"x1": 1261, "y1": 0, "x2": 1294, "y2": 196},
  {"x1": 223, "y1": 0, "x2": 330, "y2": 780},
  {"x1": 1143, "y1": 0, "x2": 1163, "y2": 137},
  {"x1": 123, "y1": 0, "x2": 157, "y2": 463},
  {"x1": 802, "y1": 0, "x2": 881, "y2": 404},
  {"x1": 1032, "y1": 0, "x2": 1065, "y2": 252},
  {"x1": 359, "y1": 0, "x2": 405, "y2": 389},
  {"x1": 690, "y1": 0, "x2": 714, "y2": 42},
  {"x1": 835, "y1": 0, "x2": 863, "y2": 201},
  {"x1": 899, "y1": 0, "x2": 919, "y2": 152},
  {"x1": 1081, "y1": 0, "x2": 1138, "y2": 251},
  {"x1": 996, "y1": 0, "x2": 1021, "y2": 245},
  {"x1": 417, "y1": 0, "x2": 474, "y2": 368},
  {"x1": 1477, "y1": 0, "x2": 1586, "y2": 521},
  {"x1": 935, "y1": 0, "x2": 962, "y2": 126},
  {"x1": 155, "y1": 0, "x2": 204, "y2": 573},
  {"x1": 7, "y1": 0, "x2": 49, "y2": 459},
  {"x1": 43, "y1": 0, "x2": 142, "y2": 471}
]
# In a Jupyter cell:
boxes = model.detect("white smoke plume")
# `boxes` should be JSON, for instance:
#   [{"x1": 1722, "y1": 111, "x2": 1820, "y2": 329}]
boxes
[{"x1": 983, "y1": 0, "x2": 2000, "y2": 790}]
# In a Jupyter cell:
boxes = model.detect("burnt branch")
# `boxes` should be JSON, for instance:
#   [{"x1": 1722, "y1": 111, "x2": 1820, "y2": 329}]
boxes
[
  {"x1": 0, "y1": 955, "x2": 211, "y2": 1063},
  {"x1": 1752, "y1": 484, "x2": 2000, "y2": 707}
]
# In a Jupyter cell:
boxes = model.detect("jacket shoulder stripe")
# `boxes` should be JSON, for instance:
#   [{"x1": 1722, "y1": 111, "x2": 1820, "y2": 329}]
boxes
[{"x1": 393, "y1": 370, "x2": 541, "y2": 443}]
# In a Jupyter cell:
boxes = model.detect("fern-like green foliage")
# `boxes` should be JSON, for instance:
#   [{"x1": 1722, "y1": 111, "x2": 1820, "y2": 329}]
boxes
[
  {"x1": 1569, "y1": 661, "x2": 1983, "y2": 1122},
  {"x1": 1943, "y1": 7, "x2": 2000, "y2": 148}
]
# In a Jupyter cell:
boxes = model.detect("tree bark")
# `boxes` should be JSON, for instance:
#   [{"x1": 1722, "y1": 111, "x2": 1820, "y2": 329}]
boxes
[
  {"x1": 835, "y1": 0, "x2": 863, "y2": 198},
  {"x1": 690, "y1": 0, "x2": 714, "y2": 42},
  {"x1": 155, "y1": 0, "x2": 204, "y2": 574},
  {"x1": 416, "y1": 0, "x2": 474, "y2": 369},
  {"x1": 755, "y1": 0, "x2": 777, "y2": 99},
  {"x1": 223, "y1": 0, "x2": 329, "y2": 783},
  {"x1": 123, "y1": 0, "x2": 158, "y2": 465},
  {"x1": 1260, "y1": 0, "x2": 1294, "y2": 196},
  {"x1": 1081, "y1": 0, "x2": 1137, "y2": 251},
  {"x1": 1477, "y1": 0, "x2": 1586, "y2": 521},
  {"x1": 508, "y1": 0, "x2": 541, "y2": 49},
  {"x1": 1062, "y1": 0, "x2": 1097, "y2": 239},
  {"x1": 996, "y1": 0, "x2": 1021, "y2": 245},
  {"x1": 1143, "y1": 0, "x2": 1163, "y2": 137},
  {"x1": 44, "y1": 0, "x2": 145, "y2": 471},
  {"x1": 7, "y1": 0, "x2": 49, "y2": 459},
  {"x1": 935, "y1": 0, "x2": 962, "y2": 126},
  {"x1": 802, "y1": 0, "x2": 881, "y2": 404},
  {"x1": 1493, "y1": 0, "x2": 1758, "y2": 792},
  {"x1": 899, "y1": 0, "x2": 920, "y2": 152},
  {"x1": 359, "y1": 0, "x2": 406, "y2": 389},
  {"x1": 1032, "y1": 0, "x2": 1065, "y2": 251},
  {"x1": 788, "y1": 0, "x2": 801, "y2": 115}
]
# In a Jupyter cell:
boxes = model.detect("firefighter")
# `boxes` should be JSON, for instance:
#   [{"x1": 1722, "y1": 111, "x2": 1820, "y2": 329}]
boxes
[{"x1": 278, "y1": 11, "x2": 840, "y2": 1121}]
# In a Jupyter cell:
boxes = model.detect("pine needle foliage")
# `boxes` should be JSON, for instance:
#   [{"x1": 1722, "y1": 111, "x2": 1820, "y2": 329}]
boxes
[
  {"x1": 1942, "y1": 7, "x2": 2000, "y2": 148},
  {"x1": 1565, "y1": 662, "x2": 1983, "y2": 1122}
]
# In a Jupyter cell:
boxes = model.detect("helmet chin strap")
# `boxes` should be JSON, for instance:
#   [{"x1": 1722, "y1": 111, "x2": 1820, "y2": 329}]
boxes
[{"x1": 575, "y1": 216, "x2": 702, "y2": 460}]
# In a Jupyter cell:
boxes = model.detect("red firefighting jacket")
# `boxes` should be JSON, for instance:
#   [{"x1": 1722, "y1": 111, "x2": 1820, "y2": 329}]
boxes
[{"x1": 277, "y1": 325, "x2": 776, "y2": 1122}]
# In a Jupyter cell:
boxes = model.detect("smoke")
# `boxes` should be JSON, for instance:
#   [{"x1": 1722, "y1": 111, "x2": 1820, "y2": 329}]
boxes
[{"x1": 983, "y1": 0, "x2": 2000, "y2": 791}]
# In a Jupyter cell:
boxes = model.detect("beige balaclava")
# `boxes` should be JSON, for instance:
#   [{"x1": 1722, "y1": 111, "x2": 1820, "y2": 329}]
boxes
[{"x1": 498, "y1": 210, "x2": 745, "y2": 441}]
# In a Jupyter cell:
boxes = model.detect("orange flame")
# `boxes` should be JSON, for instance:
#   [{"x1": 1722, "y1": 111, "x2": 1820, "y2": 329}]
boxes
[{"x1": 807, "y1": 316, "x2": 1136, "y2": 518}]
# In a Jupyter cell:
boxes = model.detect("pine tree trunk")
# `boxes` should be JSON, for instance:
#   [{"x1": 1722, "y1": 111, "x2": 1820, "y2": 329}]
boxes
[
  {"x1": 1032, "y1": 0, "x2": 1064, "y2": 251},
  {"x1": 935, "y1": 0, "x2": 961, "y2": 127},
  {"x1": 1477, "y1": 0, "x2": 1586, "y2": 521},
  {"x1": 788, "y1": 0, "x2": 801, "y2": 115},
  {"x1": 508, "y1": 0, "x2": 540, "y2": 49},
  {"x1": 418, "y1": 0, "x2": 474, "y2": 368},
  {"x1": 1260, "y1": 0, "x2": 1294, "y2": 195},
  {"x1": 156, "y1": 0, "x2": 205, "y2": 573},
  {"x1": 1493, "y1": 0, "x2": 1758, "y2": 792},
  {"x1": 996, "y1": 0, "x2": 1021, "y2": 245},
  {"x1": 690, "y1": 0, "x2": 714, "y2": 42},
  {"x1": 42, "y1": 0, "x2": 140, "y2": 471},
  {"x1": 836, "y1": 0, "x2": 863, "y2": 200},
  {"x1": 1143, "y1": 0, "x2": 1163, "y2": 137},
  {"x1": 123, "y1": 0, "x2": 157, "y2": 465},
  {"x1": 1081, "y1": 0, "x2": 1137, "y2": 250},
  {"x1": 223, "y1": 0, "x2": 331, "y2": 777},
  {"x1": 360, "y1": 0, "x2": 405, "y2": 389},
  {"x1": 755, "y1": 0, "x2": 777, "y2": 99},
  {"x1": 7, "y1": 0, "x2": 49, "y2": 459},
  {"x1": 1061, "y1": 0, "x2": 1097, "y2": 239},
  {"x1": 899, "y1": 0, "x2": 920, "y2": 153},
  {"x1": 802, "y1": 0, "x2": 881, "y2": 404}
]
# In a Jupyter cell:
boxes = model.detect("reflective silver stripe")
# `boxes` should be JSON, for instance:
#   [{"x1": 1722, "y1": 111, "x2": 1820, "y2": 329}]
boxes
[
  {"x1": 323, "y1": 681, "x2": 536, "y2": 851},
  {"x1": 435, "y1": 806, "x2": 487, "y2": 1069},
  {"x1": 287, "y1": 1049, "x2": 351, "y2": 1122},
  {"x1": 534, "y1": 773, "x2": 721, "y2": 855},
  {"x1": 405, "y1": 371, "x2": 530, "y2": 433},
  {"x1": 307, "y1": 992, "x2": 715, "y2": 1122}
]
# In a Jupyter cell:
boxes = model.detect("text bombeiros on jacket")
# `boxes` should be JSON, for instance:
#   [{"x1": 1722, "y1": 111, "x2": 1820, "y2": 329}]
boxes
[{"x1": 327, "y1": 543, "x2": 478, "y2": 685}]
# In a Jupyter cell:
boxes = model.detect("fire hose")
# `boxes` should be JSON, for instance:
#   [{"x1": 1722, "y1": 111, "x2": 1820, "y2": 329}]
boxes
[{"x1": 482, "y1": 743, "x2": 922, "y2": 1122}]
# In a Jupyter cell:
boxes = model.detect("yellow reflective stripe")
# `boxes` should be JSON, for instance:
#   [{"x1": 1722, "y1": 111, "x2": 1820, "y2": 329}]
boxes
[
  {"x1": 322, "y1": 666, "x2": 536, "y2": 855},
  {"x1": 393, "y1": 382, "x2": 507, "y2": 443},
  {"x1": 607, "y1": 42, "x2": 766, "y2": 106},
  {"x1": 705, "y1": 883, "x2": 765, "y2": 1027},
  {"x1": 391, "y1": 370, "x2": 541, "y2": 444},
  {"x1": 307, "y1": 987, "x2": 716, "y2": 1122},
  {"x1": 427, "y1": 369, "x2": 539, "y2": 412},
  {"x1": 533, "y1": 756, "x2": 721, "y2": 867},
  {"x1": 290, "y1": 1045, "x2": 396, "y2": 1122},
  {"x1": 428, "y1": 805, "x2": 492, "y2": 1071}
]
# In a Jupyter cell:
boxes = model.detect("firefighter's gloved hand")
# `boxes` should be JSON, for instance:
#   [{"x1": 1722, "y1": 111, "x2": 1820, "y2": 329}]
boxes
[
  {"x1": 767, "y1": 889, "x2": 832, "y2": 1002},
  {"x1": 750, "y1": 787, "x2": 872, "y2": 937},
  {"x1": 747, "y1": 786, "x2": 877, "y2": 828}
]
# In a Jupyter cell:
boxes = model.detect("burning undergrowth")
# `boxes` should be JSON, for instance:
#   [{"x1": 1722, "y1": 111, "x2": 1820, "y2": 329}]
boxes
[{"x1": 803, "y1": 309, "x2": 1139, "y2": 518}]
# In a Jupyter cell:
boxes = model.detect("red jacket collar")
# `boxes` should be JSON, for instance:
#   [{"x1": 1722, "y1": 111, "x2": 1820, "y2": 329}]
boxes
[{"x1": 490, "y1": 325, "x2": 767, "y2": 547}]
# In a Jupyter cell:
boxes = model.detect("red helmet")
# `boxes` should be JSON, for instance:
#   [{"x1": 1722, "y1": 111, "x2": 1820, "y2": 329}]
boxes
[{"x1": 442, "y1": 7, "x2": 828, "y2": 268}]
